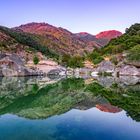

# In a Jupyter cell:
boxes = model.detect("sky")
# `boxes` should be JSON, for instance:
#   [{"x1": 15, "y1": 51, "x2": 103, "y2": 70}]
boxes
[{"x1": 0, "y1": 0, "x2": 140, "y2": 34}]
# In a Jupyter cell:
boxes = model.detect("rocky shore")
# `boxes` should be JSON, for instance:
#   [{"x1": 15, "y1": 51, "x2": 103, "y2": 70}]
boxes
[
  {"x1": 47, "y1": 60, "x2": 140, "y2": 79},
  {"x1": 0, "y1": 53, "x2": 139, "y2": 78},
  {"x1": 0, "y1": 54, "x2": 44, "y2": 77}
]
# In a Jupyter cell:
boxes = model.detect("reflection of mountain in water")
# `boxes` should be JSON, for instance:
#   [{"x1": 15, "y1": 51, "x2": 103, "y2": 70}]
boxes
[{"x1": 0, "y1": 76, "x2": 140, "y2": 122}]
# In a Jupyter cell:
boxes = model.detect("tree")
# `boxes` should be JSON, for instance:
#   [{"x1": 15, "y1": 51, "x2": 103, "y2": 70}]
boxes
[{"x1": 33, "y1": 55, "x2": 40, "y2": 65}]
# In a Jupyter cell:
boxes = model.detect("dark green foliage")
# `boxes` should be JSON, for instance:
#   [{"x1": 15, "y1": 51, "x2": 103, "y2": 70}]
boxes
[
  {"x1": 61, "y1": 54, "x2": 84, "y2": 68},
  {"x1": 126, "y1": 23, "x2": 140, "y2": 35},
  {"x1": 0, "y1": 26, "x2": 59, "y2": 59},
  {"x1": 33, "y1": 55, "x2": 40, "y2": 65},
  {"x1": 127, "y1": 45, "x2": 140, "y2": 61},
  {"x1": 101, "y1": 24, "x2": 140, "y2": 54},
  {"x1": 88, "y1": 50, "x2": 104, "y2": 64}
]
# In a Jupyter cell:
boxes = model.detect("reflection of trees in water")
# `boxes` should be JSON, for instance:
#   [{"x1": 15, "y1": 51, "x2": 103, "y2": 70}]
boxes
[{"x1": 0, "y1": 76, "x2": 139, "y2": 122}]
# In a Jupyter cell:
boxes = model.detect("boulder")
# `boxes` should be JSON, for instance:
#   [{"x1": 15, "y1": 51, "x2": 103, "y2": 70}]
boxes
[
  {"x1": 117, "y1": 76, "x2": 139, "y2": 86},
  {"x1": 47, "y1": 68, "x2": 66, "y2": 79},
  {"x1": 118, "y1": 65, "x2": 140, "y2": 76},
  {"x1": 97, "y1": 60, "x2": 115, "y2": 73}
]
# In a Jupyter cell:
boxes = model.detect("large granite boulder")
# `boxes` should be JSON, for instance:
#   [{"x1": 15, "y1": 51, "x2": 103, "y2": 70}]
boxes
[
  {"x1": 97, "y1": 60, "x2": 115, "y2": 73},
  {"x1": 118, "y1": 65, "x2": 140, "y2": 76},
  {"x1": 0, "y1": 53, "x2": 44, "y2": 77}
]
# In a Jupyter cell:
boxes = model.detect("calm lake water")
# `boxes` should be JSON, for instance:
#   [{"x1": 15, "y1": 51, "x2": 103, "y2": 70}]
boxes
[{"x1": 0, "y1": 76, "x2": 140, "y2": 140}]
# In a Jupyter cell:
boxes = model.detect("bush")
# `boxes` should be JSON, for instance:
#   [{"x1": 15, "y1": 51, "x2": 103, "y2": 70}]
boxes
[
  {"x1": 88, "y1": 51, "x2": 104, "y2": 65},
  {"x1": 33, "y1": 55, "x2": 40, "y2": 65},
  {"x1": 61, "y1": 55, "x2": 84, "y2": 68},
  {"x1": 127, "y1": 45, "x2": 140, "y2": 61}
]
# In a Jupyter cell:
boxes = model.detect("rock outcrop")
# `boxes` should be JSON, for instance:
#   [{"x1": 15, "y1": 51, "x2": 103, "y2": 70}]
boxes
[
  {"x1": 0, "y1": 54, "x2": 44, "y2": 77},
  {"x1": 97, "y1": 60, "x2": 115, "y2": 73},
  {"x1": 117, "y1": 65, "x2": 140, "y2": 76}
]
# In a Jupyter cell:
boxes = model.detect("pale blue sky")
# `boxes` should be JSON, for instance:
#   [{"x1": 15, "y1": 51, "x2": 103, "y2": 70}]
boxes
[{"x1": 0, "y1": 0, "x2": 140, "y2": 34}]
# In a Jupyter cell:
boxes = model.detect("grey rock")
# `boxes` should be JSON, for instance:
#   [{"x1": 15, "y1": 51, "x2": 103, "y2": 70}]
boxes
[
  {"x1": 118, "y1": 65, "x2": 140, "y2": 76},
  {"x1": 97, "y1": 60, "x2": 115, "y2": 73},
  {"x1": 0, "y1": 53, "x2": 44, "y2": 77}
]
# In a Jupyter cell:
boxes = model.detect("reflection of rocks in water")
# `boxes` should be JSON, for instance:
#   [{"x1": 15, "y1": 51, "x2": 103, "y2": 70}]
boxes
[
  {"x1": 96, "y1": 76, "x2": 115, "y2": 88},
  {"x1": 94, "y1": 76, "x2": 140, "y2": 88},
  {"x1": 47, "y1": 68, "x2": 66, "y2": 80},
  {"x1": 0, "y1": 77, "x2": 36, "y2": 96},
  {"x1": 96, "y1": 103, "x2": 122, "y2": 113},
  {"x1": 117, "y1": 76, "x2": 140, "y2": 86}
]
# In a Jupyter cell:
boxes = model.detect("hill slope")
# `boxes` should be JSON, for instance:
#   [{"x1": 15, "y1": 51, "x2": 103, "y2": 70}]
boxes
[
  {"x1": 0, "y1": 22, "x2": 123, "y2": 67},
  {"x1": 93, "y1": 23, "x2": 140, "y2": 66}
]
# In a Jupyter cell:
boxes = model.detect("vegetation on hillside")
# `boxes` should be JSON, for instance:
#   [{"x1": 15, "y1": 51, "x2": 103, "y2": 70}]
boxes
[
  {"x1": 0, "y1": 26, "x2": 85, "y2": 67},
  {"x1": 127, "y1": 45, "x2": 140, "y2": 61},
  {"x1": 88, "y1": 23, "x2": 140, "y2": 65},
  {"x1": 0, "y1": 26, "x2": 59, "y2": 59},
  {"x1": 60, "y1": 54, "x2": 84, "y2": 68},
  {"x1": 0, "y1": 23, "x2": 140, "y2": 67},
  {"x1": 87, "y1": 50, "x2": 104, "y2": 65}
]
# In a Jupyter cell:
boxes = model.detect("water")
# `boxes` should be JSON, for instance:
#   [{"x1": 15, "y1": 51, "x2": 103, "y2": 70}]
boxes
[{"x1": 0, "y1": 76, "x2": 140, "y2": 140}]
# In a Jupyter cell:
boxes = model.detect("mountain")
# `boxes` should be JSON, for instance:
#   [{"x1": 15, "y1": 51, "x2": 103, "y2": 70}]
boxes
[
  {"x1": 13, "y1": 23, "x2": 122, "y2": 54},
  {"x1": 96, "y1": 30, "x2": 122, "y2": 40},
  {"x1": 13, "y1": 23, "x2": 98, "y2": 56},
  {"x1": 75, "y1": 30, "x2": 122, "y2": 47},
  {"x1": 75, "y1": 32, "x2": 102, "y2": 47},
  {"x1": 0, "y1": 22, "x2": 123, "y2": 68}
]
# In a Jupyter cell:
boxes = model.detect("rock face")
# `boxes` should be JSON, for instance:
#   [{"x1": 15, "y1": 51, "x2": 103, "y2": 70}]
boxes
[
  {"x1": 97, "y1": 60, "x2": 115, "y2": 73},
  {"x1": 118, "y1": 65, "x2": 140, "y2": 76},
  {"x1": 0, "y1": 54, "x2": 44, "y2": 77}
]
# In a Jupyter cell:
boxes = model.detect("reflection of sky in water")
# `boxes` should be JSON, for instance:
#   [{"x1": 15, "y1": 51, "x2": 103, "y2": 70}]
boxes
[{"x1": 0, "y1": 108, "x2": 140, "y2": 140}]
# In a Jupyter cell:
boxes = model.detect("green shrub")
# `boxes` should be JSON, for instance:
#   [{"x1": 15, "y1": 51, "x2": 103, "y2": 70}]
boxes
[
  {"x1": 61, "y1": 55, "x2": 84, "y2": 68},
  {"x1": 88, "y1": 50, "x2": 104, "y2": 65},
  {"x1": 33, "y1": 55, "x2": 40, "y2": 65},
  {"x1": 127, "y1": 45, "x2": 140, "y2": 61}
]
